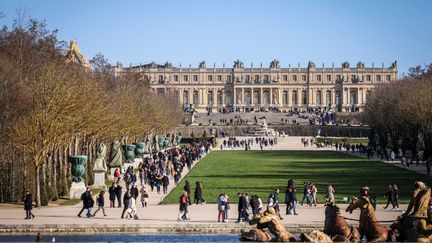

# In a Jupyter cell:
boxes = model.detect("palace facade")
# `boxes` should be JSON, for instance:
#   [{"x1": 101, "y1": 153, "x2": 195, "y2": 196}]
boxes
[{"x1": 120, "y1": 59, "x2": 397, "y2": 112}]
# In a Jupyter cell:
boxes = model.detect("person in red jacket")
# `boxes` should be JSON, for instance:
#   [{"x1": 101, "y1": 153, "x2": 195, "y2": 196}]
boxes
[{"x1": 178, "y1": 191, "x2": 190, "y2": 221}]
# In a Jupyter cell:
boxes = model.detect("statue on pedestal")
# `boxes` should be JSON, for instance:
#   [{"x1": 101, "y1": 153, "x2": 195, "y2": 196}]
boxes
[
  {"x1": 93, "y1": 143, "x2": 107, "y2": 188},
  {"x1": 108, "y1": 140, "x2": 123, "y2": 168},
  {"x1": 93, "y1": 143, "x2": 107, "y2": 172}
]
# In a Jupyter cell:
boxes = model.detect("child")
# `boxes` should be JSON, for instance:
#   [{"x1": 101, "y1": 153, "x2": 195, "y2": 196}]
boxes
[
  {"x1": 94, "y1": 190, "x2": 107, "y2": 216},
  {"x1": 140, "y1": 186, "x2": 149, "y2": 207}
]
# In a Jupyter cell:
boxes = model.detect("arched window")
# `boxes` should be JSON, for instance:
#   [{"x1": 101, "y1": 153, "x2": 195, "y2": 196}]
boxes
[
  {"x1": 302, "y1": 90, "x2": 307, "y2": 105},
  {"x1": 225, "y1": 90, "x2": 232, "y2": 105},
  {"x1": 316, "y1": 90, "x2": 322, "y2": 105},
  {"x1": 183, "y1": 91, "x2": 189, "y2": 105},
  {"x1": 207, "y1": 91, "x2": 214, "y2": 105},
  {"x1": 350, "y1": 90, "x2": 357, "y2": 105},
  {"x1": 292, "y1": 90, "x2": 298, "y2": 105},
  {"x1": 283, "y1": 91, "x2": 288, "y2": 105},
  {"x1": 326, "y1": 90, "x2": 331, "y2": 105},
  {"x1": 193, "y1": 90, "x2": 199, "y2": 105},
  {"x1": 254, "y1": 90, "x2": 260, "y2": 105},
  {"x1": 263, "y1": 90, "x2": 270, "y2": 105},
  {"x1": 217, "y1": 91, "x2": 223, "y2": 105},
  {"x1": 245, "y1": 90, "x2": 252, "y2": 105},
  {"x1": 335, "y1": 91, "x2": 341, "y2": 106}
]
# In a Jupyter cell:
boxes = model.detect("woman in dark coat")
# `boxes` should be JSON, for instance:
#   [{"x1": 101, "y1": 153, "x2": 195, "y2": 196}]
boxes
[
  {"x1": 24, "y1": 191, "x2": 35, "y2": 219},
  {"x1": 184, "y1": 180, "x2": 192, "y2": 205},
  {"x1": 194, "y1": 181, "x2": 206, "y2": 204},
  {"x1": 108, "y1": 183, "x2": 116, "y2": 207}
]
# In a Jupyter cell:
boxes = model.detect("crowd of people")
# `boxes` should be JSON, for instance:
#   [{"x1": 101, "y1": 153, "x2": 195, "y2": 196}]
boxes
[
  {"x1": 72, "y1": 141, "x2": 212, "y2": 220},
  {"x1": 220, "y1": 137, "x2": 278, "y2": 151}
]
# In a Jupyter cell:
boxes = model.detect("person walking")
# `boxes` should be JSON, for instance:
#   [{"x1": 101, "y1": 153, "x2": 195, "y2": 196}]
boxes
[
  {"x1": 288, "y1": 186, "x2": 298, "y2": 215},
  {"x1": 250, "y1": 195, "x2": 260, "y2": 217},
  {"x1": 108, "y1": 183, "x2": 116, "y2": 207},
  {"x1": 383, "y1": 184, "x2": 395, "y2": 209},
  {"x1": 178, "y1": 191, "x2": 190, "y2": 221},
  {"x1": 94, "y1": 190, "x2": 107, "y2": 217},
  {"x1": 131, "y1": 185, "x2": 139, "y2": 201},
  {"x1": 392, "y1": 184, "x2": 399, "y2": 210},
  {"x1": 121, "y1": 188, "x2": 132, "y2": 218},
  {"x1": 194, "y1": 181, "x2": 206, "y2": 204},
  {"x1": 236, "y1": 193, "x2": 249, "y2": 223},
  {"x1": 217, "y1": 193, "x2": 226, "y2": 222},
  {"x1": 268, "y1": 188, "x2": 283, "y2": 220},
  {"x1": 310, "y1": 183, "x2": 318, "y2": 206},
  {"x1": 184, "y1": 180, "x2": 192, "y2": 205},
  {"x1": 162, "y1": 174, "x2": 169, "y2": 194},
  {"x1": 326, "y1": 184, "x2": 335, "y2": 203},
  {"x1": 300, "y1": 182, "x2": 311, "y2": 207},
  {"x1": 115, "y1": 182, "x2": 122, "y2": 208},
  {"x1": 23, "y1": 191, "x2": 35, "y2": 219},
  {"x1": 140, "y1": 186, "x2": 149, "y2": 207},
  {"x1": 224, "y1": 193, "x2": 230, "y2": 223},
  {"x1": 77, "y1": 187, "x2": 94, "y2": 218}
]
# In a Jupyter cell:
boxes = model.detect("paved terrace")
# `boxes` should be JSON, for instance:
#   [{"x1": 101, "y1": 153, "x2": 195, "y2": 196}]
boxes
[{"x1": 0, "y1": 136, "x2": 421, "y2": 235}]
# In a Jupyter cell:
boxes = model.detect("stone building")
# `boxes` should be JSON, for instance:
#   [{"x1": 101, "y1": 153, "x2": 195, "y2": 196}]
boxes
[{"x1": 118, "y1": 59, "x2": 397, "y2": 112}]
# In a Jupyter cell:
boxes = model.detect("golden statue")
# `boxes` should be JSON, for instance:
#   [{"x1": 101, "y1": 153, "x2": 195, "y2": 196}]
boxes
[
  {"x1": 346, "y1": 186, "x2": 395, "y2": 242},
  {"x1": 391, "y1": 181, "x2": 432, "y2": 242},
  {"x1": 241, "y1": 207, "x2": 298, "y2": 242}
]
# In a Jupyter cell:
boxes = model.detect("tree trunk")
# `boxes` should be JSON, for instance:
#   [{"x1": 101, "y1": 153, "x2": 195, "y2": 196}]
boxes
[
  {"x1": 40, "y1": 163, "x2": 48, "y2": 206},
  {"x1": 35, "y1": 165, "x2": 41, "y2": 208}
]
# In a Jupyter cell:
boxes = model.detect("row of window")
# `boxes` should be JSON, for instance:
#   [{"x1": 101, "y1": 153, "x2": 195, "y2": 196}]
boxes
[
  {"x1": 179, "y1": 90, "x2": 369, "y2": 106},
  {"x1": 155, "y1": 74, "x2": 391, "y2": 82}
]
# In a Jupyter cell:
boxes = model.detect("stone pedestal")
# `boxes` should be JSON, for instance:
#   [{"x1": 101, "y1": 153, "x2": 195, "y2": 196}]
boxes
[
  {"x1": 69, "y1": 182, "x2": 86, "y2": 199},
  {"x1": 93, "y1": 171, "x2": 106, "y2": 189}
]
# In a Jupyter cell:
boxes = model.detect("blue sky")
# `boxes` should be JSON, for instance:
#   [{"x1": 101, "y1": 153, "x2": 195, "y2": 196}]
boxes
[{"x1": 1, "y1": 0, "x2": 431, "y2": 75}]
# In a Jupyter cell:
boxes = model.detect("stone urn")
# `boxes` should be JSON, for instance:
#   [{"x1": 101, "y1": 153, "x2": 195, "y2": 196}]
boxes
[
  {"x1": 122, "y1": 144, "x2": 136, "y2": 163},
  {"x1": 68, "y1": 155, "x2": 87, "y2": 199},
  {"x1": 158, "y1": 137, "x2": 165, "y2": 150},
  {"x1": 69, "y1": 155, "x2": 87, "y2": 183},
  {"x1": 134, "y1": 142, "x2": 145, "y2": 157},
  {"x1": 176, "y1": 135, "x2": 182, "y2": 145}
]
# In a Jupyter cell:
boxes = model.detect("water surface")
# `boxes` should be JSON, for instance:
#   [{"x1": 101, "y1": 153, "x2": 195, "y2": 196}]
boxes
[{"x1": 0, "y1": 234, "x2": 241, "y2": 242}]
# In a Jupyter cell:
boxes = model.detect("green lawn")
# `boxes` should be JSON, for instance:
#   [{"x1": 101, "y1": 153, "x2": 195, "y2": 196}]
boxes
[{"x1": 163, "y1": 151, "x2": 432, "y2": 204}]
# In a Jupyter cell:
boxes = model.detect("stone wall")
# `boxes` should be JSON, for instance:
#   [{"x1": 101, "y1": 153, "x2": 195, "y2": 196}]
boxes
[{"x1": 175, "y1": 125, "x2": 370, "y2": 138}]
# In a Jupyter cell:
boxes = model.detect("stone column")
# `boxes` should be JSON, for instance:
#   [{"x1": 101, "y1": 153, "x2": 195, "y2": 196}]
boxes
[
  {"x1": 324, "y1": 88, "x2": 327, "y2": 106},
  {"x1": 269, "y1": 87, "x2": 273, "y2": 105},
  {"x1": 298, "y1": 88, "x2": 302, "y2": 106},
  {"x1": 213, "y1": 89, "x2": 217, "y2": 107},
  {"x1": 179, "y1": 89, "x2": 184, "y2": 105},
  {"x1": 278, "y1": 88, "x2": 282, "y2": 105},
  {"x1": 189, "y1": 88, "x2": 193, "y2": 105},
  {"x1": 288, "y1": 89, "x2": 292, "y2": 107},
  {"x1": 260, "y1": 88, "x2": 263, "y2": 106},
  {"x1": 233, "y1": 88, "x2": 237, "y2": 106},
  {"x1": 241, "y1": 88, "x2": 245, "y2": 105},
  {"x1": 222, "y1": 90, "x2": 225, "y2": 105},
  {"x1": 251, "y1": 88, "x2": 254, "y2": 105},
  {"x1": 362, "y1": 88, "x2": 367, "y2": 104},
  {"x1": 203, "y1": 88, "x2": 208, "y2": 105}
]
